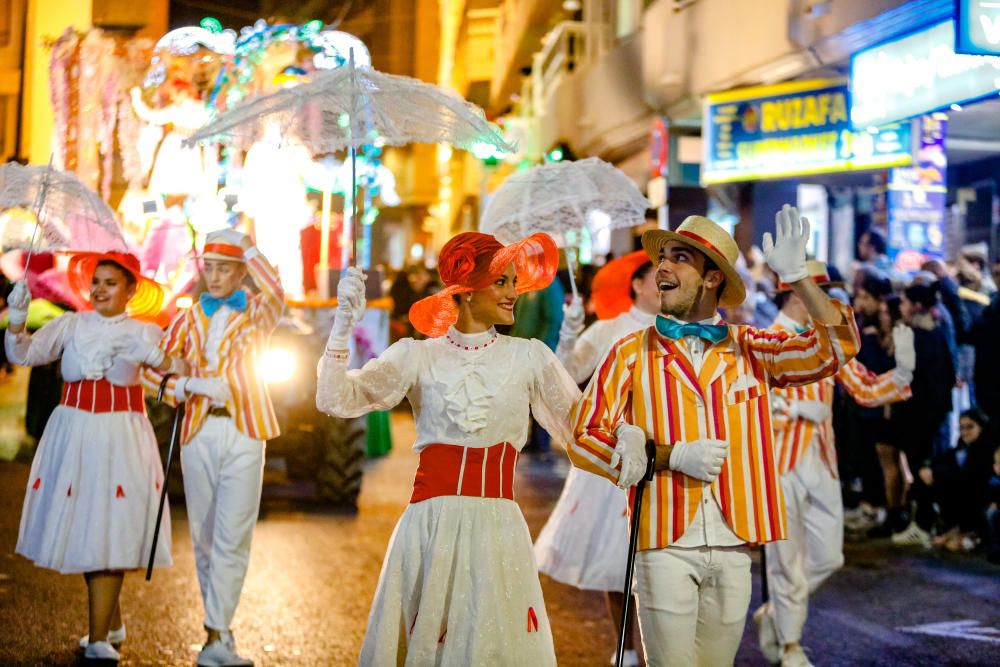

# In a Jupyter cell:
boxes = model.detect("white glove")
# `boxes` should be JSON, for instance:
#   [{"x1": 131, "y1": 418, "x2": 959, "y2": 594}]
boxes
[
  {"x1": 892, "y1": 323, "x2": 916, "y2": 375},
  {"x1": 789, "y1": 400, "x2": 832, "y2": 424},
  {"x1": 762, "y1": 205, "x2": 810, "y2": 284},
  {"x1": 7, "y1": 280, "x2": 31, "y2": 326},
  {"x1": 558, "y1": 296, "x2": 585, "y2": 349},
  {"x1": 179, "y1": 376, "x2": 230, "y2": 404},
  {"x1": 328, "y1": 267, "x2": 366, "y2": 351},
  {"x1": 668, "y1": 438, "x2": 728, "y2": 483},
  {"x1": 115, "y1": 334, "x2": 166, "y2": 368},
  {"x1": 610, "y1": 423, "x2": 648, "y2": 489}
]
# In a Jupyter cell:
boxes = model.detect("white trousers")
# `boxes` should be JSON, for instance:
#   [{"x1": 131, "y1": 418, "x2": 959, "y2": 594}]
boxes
[
  {"x1": 634, "y1": 545, "x2": 752, "y2": 667},
  {"x1": 181, "y1": 416, "x2": 264, "y2": 632},
  {"x1": 764, "y1": 438, "x2": 843, "y2": 645}
]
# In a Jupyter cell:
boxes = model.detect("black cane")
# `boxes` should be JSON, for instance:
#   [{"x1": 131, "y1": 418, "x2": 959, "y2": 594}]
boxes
[
  {"x1": 760, "y1": 547, "x2": 770, "y2": 604},
  {"x1": 615, "y1": 440, "x2": 657, "y2": 667},
  {"x1": 146, "y1": 375, "x2": 184, "y2": 581}
]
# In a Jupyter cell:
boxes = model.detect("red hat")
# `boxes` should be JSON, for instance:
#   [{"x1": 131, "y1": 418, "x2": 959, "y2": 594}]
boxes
[
  {"x1": 409, "y1": 232, "x2": 559, "y2": 337},
  {"x1": 66, "y1": 251, "x2": 165, "y2": 322},
  {"x1": 591, "y1": 250, "x2": 652, "y2": 320}
]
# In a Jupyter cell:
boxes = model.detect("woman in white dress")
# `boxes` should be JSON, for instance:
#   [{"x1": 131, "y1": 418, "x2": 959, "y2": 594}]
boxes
[
  {"x1": 534, "y1": 251, "x2": 658, "y2": 666},
  {"x1": 317, "y1": 231, "x2": 581, "y2": 666},
  {"x1": 7, "y1": 252, "x2": 171, "y2": 663}
]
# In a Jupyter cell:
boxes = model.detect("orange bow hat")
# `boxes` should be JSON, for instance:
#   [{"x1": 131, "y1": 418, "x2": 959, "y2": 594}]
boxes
[
  {"x1": 66, "y1": 251, "x2": 165, "y2": 322},
  {"x1": 409, "y1": 231, "x2": 559, "y2": 337},
  {"x1": 590, "y1": 250, "x2": 652, "y2": 320}
]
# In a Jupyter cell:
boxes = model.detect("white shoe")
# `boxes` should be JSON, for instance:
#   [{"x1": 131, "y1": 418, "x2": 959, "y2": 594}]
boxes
[
  {"x1": 83, "y1": 640, "x2": 120, "y2": 661},
  {"x1": 891, "y1": 521, "x2": 932, "y2": 548},
  {"x1": 79, "y1": 625, "x2": 126, "y2": 648},
  {"x1": 197, "y1": 639, "x2": 254, "y2": 667},
  {"x1": 753, "y1": 603, "x2": 781, "y2": 664},
  {"x1": 609, "y1": 649, "x2": 639, "y2": 666},
  {"x1": 780, "y1": 645, "x2": 813, "y2": 667}
]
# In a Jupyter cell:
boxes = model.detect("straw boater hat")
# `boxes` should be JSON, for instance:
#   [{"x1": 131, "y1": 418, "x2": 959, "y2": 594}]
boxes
[
  {"x1": 198, "y1": 229, "x2": 246, "y2": 262},
  {"x1": 776, "y1": 260, "x2": 845, "y2": 292},
  {"x1": 66, "y1": 251, "x2": 165, "y2": 322},
  {"x1": 590, "y1": 250, "x2": 651, "y2": 320},
  {"x1": 409, "y1": 231, "x2": 559, "y2": 337},
  {"x1": 640, "y1": 215, "x2": 746, "y2": 307}
]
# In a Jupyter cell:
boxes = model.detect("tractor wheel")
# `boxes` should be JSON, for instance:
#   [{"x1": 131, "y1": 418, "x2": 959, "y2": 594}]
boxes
[{"x1": 315, "y1": 416, "x2": 366, "y2": 509}]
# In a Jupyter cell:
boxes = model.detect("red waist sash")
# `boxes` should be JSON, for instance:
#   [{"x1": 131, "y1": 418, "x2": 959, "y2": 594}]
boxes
[
  {"x1": 410, "y1": 442, "x2": 519, "y2": 504},
  {"x1": 60, "y1": 379, "x2": 145, "y2": 414}
]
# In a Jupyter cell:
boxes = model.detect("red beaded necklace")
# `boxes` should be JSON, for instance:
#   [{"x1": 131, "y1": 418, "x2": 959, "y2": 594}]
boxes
[{"x1": 445, "y1": 330, "x2": 499, "y2": 351}]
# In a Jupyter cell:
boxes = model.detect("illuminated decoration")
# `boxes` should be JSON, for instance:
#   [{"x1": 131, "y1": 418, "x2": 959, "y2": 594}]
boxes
[
  {"x1": 175, "y1": 295, "x2": 194, "y2": 309},
  {"x1": 547, "y1": 147, "x2": 564, "y2": 162},
  {"x1": 703, "y1": 79, "x2": 913, "y2": 184},
  {"x1": 152, "y1": 25, "x2": 236, "y2": 56},
  {"x1": 314, "y1": 31, "x2": 371, "y2": 70},
  {"x1": 956, "y1": 0, "x2": 1000, "y2": 56},
  {"x1": 851, "y1": 21, "x2": 1000, "y2": 128}
]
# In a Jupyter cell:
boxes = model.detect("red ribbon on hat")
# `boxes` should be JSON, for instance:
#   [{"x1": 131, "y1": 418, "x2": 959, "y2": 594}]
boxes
[
  {"x1": 203, "y1": 243, "x2": 244, "y2": 258},
  {"x1": 677, "y1": 230, "x2": 726, "y2": 261}
]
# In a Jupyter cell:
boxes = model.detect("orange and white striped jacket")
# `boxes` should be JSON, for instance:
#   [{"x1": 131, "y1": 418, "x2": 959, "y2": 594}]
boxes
[
  {"x1": 569, "y1": 301, "x2": 860, "y2": 550},
  {"x1": 142, "y1": 250, "x2": 283, "y2": 444},
  {"x1": 770, "y1": 312, "x2": 911, "y2": 478}
]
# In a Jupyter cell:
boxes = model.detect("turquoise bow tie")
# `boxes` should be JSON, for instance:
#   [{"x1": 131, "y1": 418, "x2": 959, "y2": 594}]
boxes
[
  {"x1": 656, "y1": 315, "x2": 728, "y2": 343},
  {"x1": 794, "y1": 324, "x2": 810, "y2": 334},
  {"x1": 200, "y1": 289, "x2": 248, "y2": 317}
]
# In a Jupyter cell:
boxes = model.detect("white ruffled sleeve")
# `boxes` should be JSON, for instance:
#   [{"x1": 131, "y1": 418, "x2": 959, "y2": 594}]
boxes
[
  {"x1": 557, "y1": 320, "x2": 611, "y2": 384},
  {"x1": 316, "y1": 338, "x2": 417, "y2": 418},
  {"x1": 5, "y1": 313, "x2": 76, "y2": 367},
  {"x1": 528, "y1": 339, "x2": 583, "y2": 447}
]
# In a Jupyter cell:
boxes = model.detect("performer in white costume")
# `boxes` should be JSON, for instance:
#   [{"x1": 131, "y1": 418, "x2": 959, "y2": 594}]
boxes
[
  {"x1": 755, "y1": 261, "x2": 914, "y2": 667},
  {"x1": 534, "y1": 251, "x2": 656, "y2": 666},
  {"x1": 7, "y1": 252, "x2": 171, "y2": 663},
  {"x1": 317, "y1": 232, "x2": 581, "y2": 666}
]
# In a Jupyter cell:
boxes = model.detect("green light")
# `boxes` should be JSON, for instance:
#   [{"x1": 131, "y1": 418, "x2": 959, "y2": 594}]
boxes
[
  {"x1": 304, "y1": 19, "x2": 323, "y2": 33},
  {"x1": 337, "y1": 113, "x2": 351, "y2": 128},
  {"x1": 548, "y1": 148, "x2": 564, "y2": 162},
  {"x1": 363, "y1": 207, "x2": 380, "y2": 226},
  {"x1": 200, "y1": 17, "x2": 223, "y2": 33}
]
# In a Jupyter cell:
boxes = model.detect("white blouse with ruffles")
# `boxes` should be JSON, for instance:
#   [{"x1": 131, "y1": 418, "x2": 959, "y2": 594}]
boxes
[
  {"x1": 316, "y1": 326, "x2": 581, "y2": 452},
  {"x1": 5, "y1": 311, "x2": 162, "y2": 385}
]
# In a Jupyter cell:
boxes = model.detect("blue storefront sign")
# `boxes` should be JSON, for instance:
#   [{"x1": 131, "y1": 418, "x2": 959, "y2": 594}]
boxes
[
  {"x1": 887, "y1": 115, "x2": 948, "y2": 271},
  {"x1": 703, "y1": 79, "x2": 912, "y2": 185},
  {"x1": 957, "y1": 0, "x2": 1000, "y2": 56},
  {"x1": 851, "y1": 20, "x2": 1000, "y2": 128}
]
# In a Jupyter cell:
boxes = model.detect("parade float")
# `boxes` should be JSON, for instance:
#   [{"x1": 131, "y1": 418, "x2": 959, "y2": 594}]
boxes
[{"x1": 37, "y1": 18, "x2": 408, "y2": 508}]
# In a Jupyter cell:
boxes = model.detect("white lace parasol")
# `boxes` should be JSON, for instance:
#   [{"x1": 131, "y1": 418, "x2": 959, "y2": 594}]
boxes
[
  {"x1": 479, "y1": 157, "x2": 650, "y2": 245},
  {"x1": 184, "y1": 65, "x2": 512, "y2": 154},
  {"x1": 0, "y1": 162, "x2": 128, "y2": 252}
]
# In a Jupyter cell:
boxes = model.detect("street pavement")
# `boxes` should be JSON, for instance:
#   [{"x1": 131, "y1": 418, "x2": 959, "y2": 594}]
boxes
[{"x1": 0, "y1": 369, "x2": 997, "y2": 665}]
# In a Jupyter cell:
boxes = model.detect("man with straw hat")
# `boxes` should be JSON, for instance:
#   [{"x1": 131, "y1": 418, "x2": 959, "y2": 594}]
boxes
[
  {"x1": 752, "y1": 260, "x2": 914, "y2": 667},
  {"x1": 568, "y1": 206, "x2": 861, "y2": 666},
  {"x1": 136, "y1": 228, "x2": 284, "y2": 667}
]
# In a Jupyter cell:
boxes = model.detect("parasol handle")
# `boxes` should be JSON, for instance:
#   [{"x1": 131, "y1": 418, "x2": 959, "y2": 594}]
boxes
[
  {"x1": 348, "y1": 48, "x2": 361, "y2": 269},
  {"x1": 565, "y1": 247, "x2": 578, "y2": 299},
  {"x1": 24, "y1": 154, "x2": 55, "y2": 274}
]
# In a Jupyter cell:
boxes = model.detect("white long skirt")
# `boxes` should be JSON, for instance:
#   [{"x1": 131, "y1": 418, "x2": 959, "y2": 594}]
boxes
[
  {"x1": 534, "y1": 466, "x2": 629, "y2": 592},
  {"x1": 359, "y1": 496, "x2": 556, "y2": 666},
  {"x1": 16, "y1": 405, "x2": 172, "y2": 574}
]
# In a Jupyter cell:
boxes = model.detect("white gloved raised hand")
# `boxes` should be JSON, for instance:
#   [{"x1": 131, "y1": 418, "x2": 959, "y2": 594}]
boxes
[
  {"x1": 789, "y1": 399, "x2": 832, "y2": 424},
  {"x1": 179, "y1": 376, "x2": 230, "y2": 404},
  {"x1": 610, "y1": 423, "x2": 648, "y2": 489},
  {"x1": 558, "y1": 296, "x2": 585, "y2": 343},
  {"x1": 7, "y1": 280, "x2": 31, "y2": 326},
  {"x1": 668, "y1": 438, "x2": 728, "y2": 483},
  {"x1": 762, "y1": 205, "x2": 810, "y2": 284},
  {"x1": 892, "y1": 323, "x2": 916, "y2": 375},
  {"x1": 115, "y1": 334, "x2": 166, "y2": 368},
  {"x1": 327, "y1": 267, "x2": 366, "y2": 351}
]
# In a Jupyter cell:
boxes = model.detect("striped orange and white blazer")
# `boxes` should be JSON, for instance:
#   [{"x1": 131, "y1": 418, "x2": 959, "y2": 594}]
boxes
[
  {"x1": 569, "y1": 301, "x2": 861, "y2": 551},
  {"x1": 142, "y1": 250, "x2": 283, "y2": 444},
  {"x1": 770, "y1": 312, "x2": 911, "y2": 478}
]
